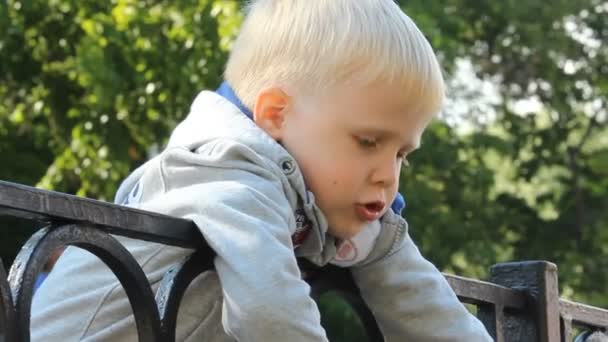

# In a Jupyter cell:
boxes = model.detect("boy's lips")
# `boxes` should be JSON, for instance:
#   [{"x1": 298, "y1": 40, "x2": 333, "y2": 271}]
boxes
[{"x1": 354, "y1": 201, "x2": 386, "y2": 221}]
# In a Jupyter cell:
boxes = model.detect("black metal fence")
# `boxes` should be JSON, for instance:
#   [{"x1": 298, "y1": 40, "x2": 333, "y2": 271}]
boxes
[{"x1": 0, "y1": 180, "x2": 607, "y2": 341}]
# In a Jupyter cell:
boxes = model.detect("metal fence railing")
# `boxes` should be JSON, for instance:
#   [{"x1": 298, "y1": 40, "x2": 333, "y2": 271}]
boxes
[{"x1": 1, "y1": 180, "x2": 607, "y2": 341}]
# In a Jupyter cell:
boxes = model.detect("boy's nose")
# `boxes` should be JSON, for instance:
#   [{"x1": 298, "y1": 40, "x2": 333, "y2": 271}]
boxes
[{"x1": 370, "y1": 159, "x2": 399, "y2": 188}]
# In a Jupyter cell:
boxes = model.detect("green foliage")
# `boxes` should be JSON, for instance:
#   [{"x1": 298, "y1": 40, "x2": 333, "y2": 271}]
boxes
[
  {"x1": 399, "y1": 0, "x2": 608, "y2": 306},
  {"x1": 0, "y1": 0, "x2": 607, "y2": 338},
  {"x1": 318, "y1": 292, "x2": 368, "y2": 342},
  {"x1": 0, "y1": 0, "x2": 241, "y2": 199}
]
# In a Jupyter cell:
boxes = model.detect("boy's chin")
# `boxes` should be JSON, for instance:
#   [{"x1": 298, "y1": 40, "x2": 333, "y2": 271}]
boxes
[{"x1": 327, "y1": 222, "x2": 366, "y2": 240}]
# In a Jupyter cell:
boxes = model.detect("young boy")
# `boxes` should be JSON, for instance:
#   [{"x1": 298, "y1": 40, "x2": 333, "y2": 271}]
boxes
[{"x1": 32, "y1": 0, "x2": 493, "y2": 340}]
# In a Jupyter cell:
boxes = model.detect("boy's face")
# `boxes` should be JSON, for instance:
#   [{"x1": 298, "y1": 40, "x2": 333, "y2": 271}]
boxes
[{"x1": 254, "y1": 83, "x2": 432, "y2": 240}]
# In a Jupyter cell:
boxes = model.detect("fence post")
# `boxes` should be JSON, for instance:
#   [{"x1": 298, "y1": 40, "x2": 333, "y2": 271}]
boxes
[{"x1": 487, "y1": 261, "x2": 561, "y2": 342}]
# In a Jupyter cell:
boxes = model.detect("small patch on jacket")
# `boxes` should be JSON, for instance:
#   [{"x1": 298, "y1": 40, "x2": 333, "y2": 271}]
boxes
[
  {"x1": 292, "y1": 209, "x2": 311, "y2": 248},
  {"x1": 335, "y1": 240, "x2": 358, "y2": 262}
]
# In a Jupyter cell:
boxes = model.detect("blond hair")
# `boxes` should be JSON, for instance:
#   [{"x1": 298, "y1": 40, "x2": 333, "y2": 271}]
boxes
[{"x1": 224, "y1": 0, "x2": 445, "y2": 117}]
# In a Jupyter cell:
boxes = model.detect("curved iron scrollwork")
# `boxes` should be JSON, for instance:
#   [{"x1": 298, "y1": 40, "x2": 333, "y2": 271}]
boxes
[
  {"x1": 302, "y1": 261, "x2": 383, "y2": 342},
  {"x1": 0, "y1": 260, "x2": 16, "y2": 342},
  {"x1": 7, "y1": 224, "x2": 163, "y2": 342},
  {"x1": 1, "y1": 222, "x2": 381, "y2": 341},
  {"x1": 156, "y1": 248, "x2": 216, "y2": 340}
]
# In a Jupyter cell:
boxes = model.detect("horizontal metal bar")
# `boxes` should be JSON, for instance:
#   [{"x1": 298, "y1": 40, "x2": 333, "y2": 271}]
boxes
[
  {"x1": 0, "y1": 180, "x2": 201, "y2": 249},
  {"x1": 445, "y1": 274, "x2": 527, "y2": 310},
  {"x1": 560, "y1": 299, "x2": 608, "y2": 329}
]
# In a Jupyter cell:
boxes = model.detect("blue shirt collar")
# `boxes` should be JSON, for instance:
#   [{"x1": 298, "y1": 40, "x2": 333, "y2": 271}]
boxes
[{"x1": 216, "y1": 81, "x2": 253, "y2": 119}]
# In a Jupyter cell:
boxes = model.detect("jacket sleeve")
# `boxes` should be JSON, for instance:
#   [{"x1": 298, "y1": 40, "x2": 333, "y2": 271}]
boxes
[
  {"x1": 140, "y1": 143, "x2": 328, "y2": 341},
  {"x1": 351, "y1": 211, "x2": 493, "y2": 341}
]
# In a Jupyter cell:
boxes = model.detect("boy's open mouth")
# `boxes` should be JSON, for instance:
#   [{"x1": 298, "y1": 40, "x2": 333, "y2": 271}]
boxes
[{"x1": 354, "y1": 201, "x2": 386, "y2": 221}]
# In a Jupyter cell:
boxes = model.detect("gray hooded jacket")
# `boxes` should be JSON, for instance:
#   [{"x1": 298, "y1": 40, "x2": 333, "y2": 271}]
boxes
[{"x1": 31, "y1": 91, "x2": 493, "y2": 341}]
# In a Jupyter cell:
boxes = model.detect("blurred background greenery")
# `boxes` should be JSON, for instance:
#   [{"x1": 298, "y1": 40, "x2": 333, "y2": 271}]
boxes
[{"x1": 0, "y1": 0, "x2": 607, "y2": 340}]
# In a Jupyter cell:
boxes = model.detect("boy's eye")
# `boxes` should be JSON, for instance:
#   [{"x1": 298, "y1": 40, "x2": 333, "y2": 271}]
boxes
[{"x1": 357, "y1": 136, "x2": 377, "y2": 148}]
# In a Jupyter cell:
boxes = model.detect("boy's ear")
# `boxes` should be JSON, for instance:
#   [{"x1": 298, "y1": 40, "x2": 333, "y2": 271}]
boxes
[{"x1": 253, "y1": 87, "x2": 290, "y2": 141}]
